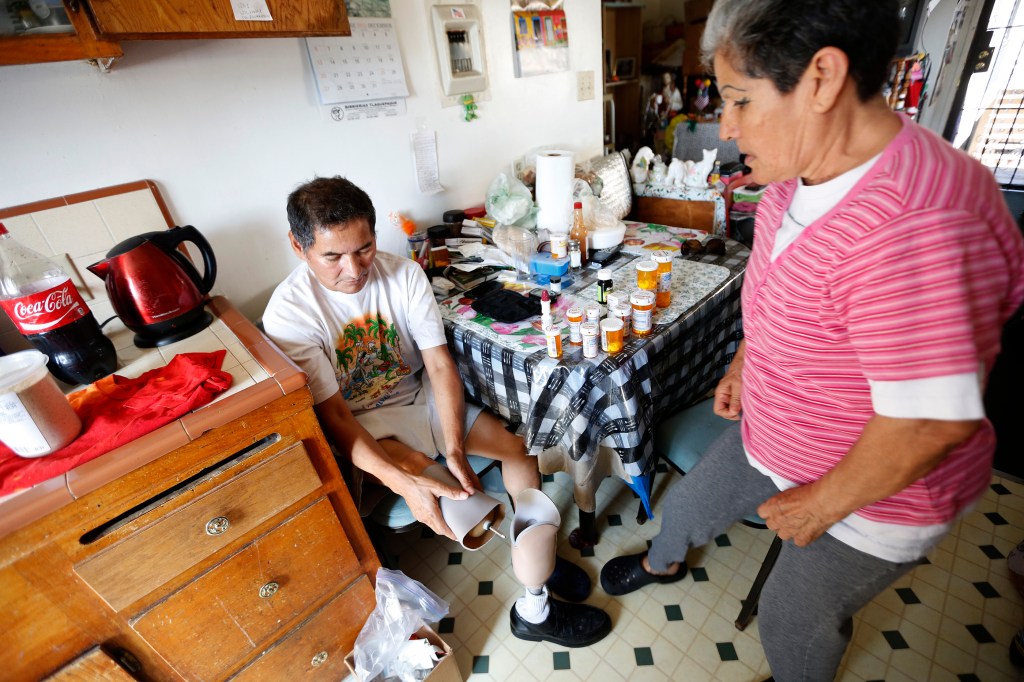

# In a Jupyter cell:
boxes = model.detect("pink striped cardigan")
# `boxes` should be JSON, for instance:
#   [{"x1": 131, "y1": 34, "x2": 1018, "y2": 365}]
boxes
[{"x1": 741, "y1": 117, "x2": 1024, "y2": 525}]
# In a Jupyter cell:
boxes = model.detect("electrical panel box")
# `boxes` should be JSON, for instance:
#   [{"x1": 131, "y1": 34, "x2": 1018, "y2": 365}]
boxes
[{"x1": 430, "y1": 4, "x2": 488, "y2": 96}]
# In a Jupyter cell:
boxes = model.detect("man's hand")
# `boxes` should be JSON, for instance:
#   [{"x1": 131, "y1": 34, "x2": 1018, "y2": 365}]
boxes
[
  {"x1": 395, "y1": 472, "x2": 469, "y2": 541},
  {"x1": 757, "y1": 483, "x2": 841, "y2": 547},
  {"x1": 444, "y1": 450, "x2": 482, "y2": 495}
]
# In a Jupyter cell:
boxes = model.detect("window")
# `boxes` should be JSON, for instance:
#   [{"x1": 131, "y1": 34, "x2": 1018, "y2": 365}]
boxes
[{"x1": 952, "y1": 0, "x2": 1024, "y2": 188}]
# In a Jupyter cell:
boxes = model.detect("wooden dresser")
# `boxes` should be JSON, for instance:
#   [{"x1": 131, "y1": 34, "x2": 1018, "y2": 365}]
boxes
[{"x1": 0, "y1": 301, "x2": 379, "y2": 681}]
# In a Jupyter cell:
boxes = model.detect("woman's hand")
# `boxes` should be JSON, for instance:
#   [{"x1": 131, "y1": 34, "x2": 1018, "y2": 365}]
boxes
[
  {"x1": 713, "y1": 341, "x2": 745, "y2": 419},
  {"x1": 757, "y1": 484, "x2": 843, "y2": 546}
]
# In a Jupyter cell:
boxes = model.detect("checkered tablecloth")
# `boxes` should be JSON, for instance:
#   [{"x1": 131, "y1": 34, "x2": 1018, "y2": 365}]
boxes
[{"x1": 443, "y1": 224, "x2": 749, "y2": 508}]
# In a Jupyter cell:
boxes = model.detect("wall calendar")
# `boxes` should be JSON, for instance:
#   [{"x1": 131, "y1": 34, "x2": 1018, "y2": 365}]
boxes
[{"x1": 306, "y1": 17, "x2": 410, "y2": 105}]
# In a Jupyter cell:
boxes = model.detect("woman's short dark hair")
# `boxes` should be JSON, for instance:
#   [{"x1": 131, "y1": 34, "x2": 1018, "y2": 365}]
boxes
[
  {"x1": 701, "y1": 0, "x2": 899, "y2": 102},
  {"x1": 287, "y1": 176, "x2": 376, "y2": 251}
]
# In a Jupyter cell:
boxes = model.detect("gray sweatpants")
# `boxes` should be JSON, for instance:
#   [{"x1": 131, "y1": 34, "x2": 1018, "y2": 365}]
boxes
[{"x1": 647, "y1": 423, "x2": 918, "y2": 682}]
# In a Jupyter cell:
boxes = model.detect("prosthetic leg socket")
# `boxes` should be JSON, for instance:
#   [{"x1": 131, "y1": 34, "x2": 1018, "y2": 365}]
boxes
[
  {"x1": 423, "y1": 463, "x2": 506, "y2": 551},
  {"x1": 510, "y1": 488, "x2": 561, "y2": 590}
]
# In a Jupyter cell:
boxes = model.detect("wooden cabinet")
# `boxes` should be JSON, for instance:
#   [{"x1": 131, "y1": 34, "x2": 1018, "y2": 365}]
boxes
[
  {"x1": 87, "y1": 0, "x2": 349, "y2": 39},
  {"x1": 0, "y1": 389, "x2": 379, "y2": 681},
  {"x1": 0, "y1": 0, "x2": 349, "y2": 68},
  {"x1": 0, "y1": 1, "x2": 122, "y2": 68}
]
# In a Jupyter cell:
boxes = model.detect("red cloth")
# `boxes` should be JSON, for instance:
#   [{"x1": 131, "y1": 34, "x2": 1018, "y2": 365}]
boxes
[{"x1": 0, "y1": 351, "x2": 232, "y2": 495}]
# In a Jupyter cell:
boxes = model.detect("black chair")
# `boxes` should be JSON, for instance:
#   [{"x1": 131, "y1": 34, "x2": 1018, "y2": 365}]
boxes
[{"x1": 653, "y1": 398, "x2": 782, "y2": 630}]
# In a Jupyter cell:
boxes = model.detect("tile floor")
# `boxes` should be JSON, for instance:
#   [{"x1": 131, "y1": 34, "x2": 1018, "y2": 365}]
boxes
[{"x1": 379, "y1": 467, "x2": 1024, "y2": 681}]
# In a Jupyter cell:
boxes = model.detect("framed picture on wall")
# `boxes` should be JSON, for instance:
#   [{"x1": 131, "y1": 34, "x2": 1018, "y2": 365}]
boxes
[{"x1": 613, "y1": 57, "x2": 636, "y2": 80}]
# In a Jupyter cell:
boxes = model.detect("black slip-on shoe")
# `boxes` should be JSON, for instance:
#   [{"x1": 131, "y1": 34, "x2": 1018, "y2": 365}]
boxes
[
  {"x1": 510, "y1": 597, "x2": 611, "y2": 648},
  {"x1": 600, "y1": 551, "x2": 686, "y2": 596},
  {"x1": 546, "y1": 555, "x2": 592, "y2": 602}
]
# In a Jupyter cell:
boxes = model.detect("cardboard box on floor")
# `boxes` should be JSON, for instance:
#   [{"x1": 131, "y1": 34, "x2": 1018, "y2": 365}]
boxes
[{"x1": 344, "y1": 624, "x2": 463, "y2": 682}]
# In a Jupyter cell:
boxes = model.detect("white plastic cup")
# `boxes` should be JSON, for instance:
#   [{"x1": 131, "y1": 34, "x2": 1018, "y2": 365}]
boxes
[{"x1": 0, "y1": 350, "x2": 82, "y2": 457}]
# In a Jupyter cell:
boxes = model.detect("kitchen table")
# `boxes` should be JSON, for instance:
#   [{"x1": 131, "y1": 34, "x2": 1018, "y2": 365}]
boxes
[{"x1": 437, "y1": 221, "x2": 749, "y2": 546}]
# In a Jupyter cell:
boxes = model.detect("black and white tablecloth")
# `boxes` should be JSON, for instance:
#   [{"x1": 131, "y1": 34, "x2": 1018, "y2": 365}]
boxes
[{"x1": 444, "y1": 229, "x2": 748, "y2": 511}]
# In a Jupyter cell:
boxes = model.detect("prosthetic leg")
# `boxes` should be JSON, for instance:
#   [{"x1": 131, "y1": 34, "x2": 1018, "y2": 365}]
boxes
[
  {"x1": 508, "y1": 489, "x2": 611, "y2": 647},
  {"x1": 422, "y1": 464, "x2": 506, "y2": 550}
]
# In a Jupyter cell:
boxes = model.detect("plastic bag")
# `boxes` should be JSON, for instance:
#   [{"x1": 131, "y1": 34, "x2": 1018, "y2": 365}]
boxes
[
  {"x1": 485, "y1": 173, "x2": 536, "y2": 227},
  {"x1": 354, "y1": 568, "x2": 450, "y2": 682}
]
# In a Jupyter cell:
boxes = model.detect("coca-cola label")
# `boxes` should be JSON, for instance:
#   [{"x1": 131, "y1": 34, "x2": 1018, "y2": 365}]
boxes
[{"x1": 0, "y1": 282, "x2": 88, "y2": 334}]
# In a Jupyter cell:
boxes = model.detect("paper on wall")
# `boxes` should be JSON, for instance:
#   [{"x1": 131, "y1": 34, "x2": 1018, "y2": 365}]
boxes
[{"x1": 411, "y1": 131, "x2": 444, "y2": 195}]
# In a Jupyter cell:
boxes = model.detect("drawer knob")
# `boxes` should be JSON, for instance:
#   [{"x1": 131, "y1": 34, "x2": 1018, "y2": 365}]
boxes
[
  {"x1": 311, "y1": 650, "x2": 329, "y2": 667},
  {"x1": 259, "y1": 581, "x2": 280, "y2": 599},
  {"x1": 204, "y1": 516, "x2": 230, "y2": 536}
]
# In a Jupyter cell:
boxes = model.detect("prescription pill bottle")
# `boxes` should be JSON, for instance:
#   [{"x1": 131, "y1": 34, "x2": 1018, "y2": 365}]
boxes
[
  {"x1": 585, "y1": 304, "x2": 601, "y2": 324},
  {"x1": 545, "y1": 326, "x2": 563, "y2": 359},
  {"x1": 631, "y1": 290, "x2": 656, "y2": 337},
  {"x1": 550, "y1": 232, "x2": 569, "y2": 260},
  {"x1": 652, "y1": 250, "x2": 672, "y2": 308},
  {"x1": 581, "y1": 322, "x2": 599, "y2": 358},
  {"x1": 636, "y1": 260, "x2": 658, "y2": 291},
  {"x1": 566, "y1": 305, "x2": 584, "y2": 345},
  {"x1": 600, "y1": 317, "x2": 624, "y2": 354},
  {"x1": 607, "y1": 291, "x2": 627, "y2": 312},
  {"x1": 612, "y1": 302, "x2": 632, "y2": 339}
]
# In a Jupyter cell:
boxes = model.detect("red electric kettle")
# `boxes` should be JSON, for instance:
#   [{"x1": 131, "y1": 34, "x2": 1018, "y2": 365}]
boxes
[{"x1": 88, "y1": 225, "x2": 217, "y2": 348}]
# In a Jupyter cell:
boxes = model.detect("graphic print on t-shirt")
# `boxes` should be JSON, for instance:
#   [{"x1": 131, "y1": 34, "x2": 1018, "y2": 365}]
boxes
[{"x1": 334, "y1": 313, "x2": 411, "y2": 406}]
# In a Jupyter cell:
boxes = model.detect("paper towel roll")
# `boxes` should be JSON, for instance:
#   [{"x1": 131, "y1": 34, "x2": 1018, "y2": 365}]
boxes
[{"x1": 535, "y1": 150, "x2": 574, "y2": 232}]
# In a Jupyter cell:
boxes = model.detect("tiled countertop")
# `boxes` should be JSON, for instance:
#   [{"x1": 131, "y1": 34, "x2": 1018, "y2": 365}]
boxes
[{"x1": 0, "y1": 295, "x2": 308, "y2": 537}]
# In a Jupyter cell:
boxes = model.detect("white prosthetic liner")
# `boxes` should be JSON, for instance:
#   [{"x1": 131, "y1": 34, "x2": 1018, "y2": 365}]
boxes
[
  {"x1": 510, "y1": 488, "x2": 561, "y2": 590},
  {"x1": 422, "y1": 463, "x2": 506, "y2": 550}
]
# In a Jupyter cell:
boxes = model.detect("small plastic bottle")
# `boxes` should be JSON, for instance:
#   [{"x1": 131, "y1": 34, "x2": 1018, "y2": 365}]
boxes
[
  {"x1": 549, "y1": 276, "x2": 562, "y2": 294},
  {"x1": 652, "y1": 250, "x2": 673, "y2": 308},
  {"x1": 566, "y1": 305, "x2": 584, "y2": 345},
  {"x1": 596, "y1": 268, "x2": 613, "y2": 305}
]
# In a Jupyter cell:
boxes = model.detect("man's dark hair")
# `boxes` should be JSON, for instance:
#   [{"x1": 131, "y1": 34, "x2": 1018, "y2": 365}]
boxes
[
  {"x1": 287, "y1": 176, "x2": 376, "y2": 251},
  {"x1": 701, "y1": 0, "x2": 900, "y2": 102}
]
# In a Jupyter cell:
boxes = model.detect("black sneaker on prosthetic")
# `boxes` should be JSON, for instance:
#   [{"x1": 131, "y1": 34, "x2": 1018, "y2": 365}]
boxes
[{"x1": 510, "y1": 596, "x2": 611, "y2": 648}]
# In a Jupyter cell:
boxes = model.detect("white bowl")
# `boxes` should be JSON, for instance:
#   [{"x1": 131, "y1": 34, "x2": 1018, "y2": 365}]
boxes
[{"x1": 589, "y1": 222, "x2": 627, "y2": 250}]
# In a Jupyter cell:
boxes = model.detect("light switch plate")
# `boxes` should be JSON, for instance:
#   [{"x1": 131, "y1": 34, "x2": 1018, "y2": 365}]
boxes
[{"x1": 577, "y1": 70, "x2": 595, "y2": 101}]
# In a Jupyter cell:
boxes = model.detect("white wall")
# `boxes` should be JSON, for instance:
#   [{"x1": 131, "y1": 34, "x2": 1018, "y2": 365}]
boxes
[{"x1": 0, "y1": 0, "x2": 603, "y2": 321}]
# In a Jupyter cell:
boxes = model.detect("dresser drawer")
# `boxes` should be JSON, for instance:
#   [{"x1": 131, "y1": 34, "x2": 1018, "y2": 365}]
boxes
[
  {"x1": 130, "y1": 497, "x2": 359, "y2": 681},
  {"x1": 75, "y1": 441, "x2": 322, "y2": 612},
  {"x1": 230, "y1": 575, "x2": 376, "y2": 682}
]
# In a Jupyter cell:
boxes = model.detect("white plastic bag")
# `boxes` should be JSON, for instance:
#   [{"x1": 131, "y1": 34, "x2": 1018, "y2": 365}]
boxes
[
  {"x1": 354, "y1": 568, "x2": 450, "y2": 682},
  {"x1": 485, "y1": 173, "x2": 536, "y2": 227}
]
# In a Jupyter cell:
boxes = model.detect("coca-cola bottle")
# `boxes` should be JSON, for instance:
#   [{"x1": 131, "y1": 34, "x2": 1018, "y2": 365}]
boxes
[{"x1": 0, "y1": 222, "x2": 116, "y2": 385}]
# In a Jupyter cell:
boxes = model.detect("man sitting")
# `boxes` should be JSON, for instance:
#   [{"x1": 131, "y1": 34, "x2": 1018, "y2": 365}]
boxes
[{"x1": 262, "y1": 176, "x2": 610, "y2": 647}]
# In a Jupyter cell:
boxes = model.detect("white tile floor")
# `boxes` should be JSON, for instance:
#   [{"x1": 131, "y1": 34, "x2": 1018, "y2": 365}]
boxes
[{"x1": 380, "y1": 468, "x2": 1024, "y2": 681}]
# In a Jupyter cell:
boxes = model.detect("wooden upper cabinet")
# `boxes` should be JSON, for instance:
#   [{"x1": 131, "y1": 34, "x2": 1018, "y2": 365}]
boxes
[
  {"x1": 0, "y1": 1, "x2": 122, "y2": 68},
  {"x1": 0, "y1": 0, "x2": 349, "y2": 68},
  {"x1": 87, "y1": 0, "x2": 350, "y2": 39}
]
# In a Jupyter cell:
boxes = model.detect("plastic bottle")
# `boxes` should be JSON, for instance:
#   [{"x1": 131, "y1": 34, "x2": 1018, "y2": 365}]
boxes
[
  {"x1": 569, "y1": 202, "x2": 589, "y2": 267},
  {"x1": 596, "y1": 268, "x2": 613, "y2": 305},
  {"x1": 709, "y1": 160, "x2": 722, "y2": 188},
  {"x1": 0, "y1": 222, "x2": 116, "y2": 385}
]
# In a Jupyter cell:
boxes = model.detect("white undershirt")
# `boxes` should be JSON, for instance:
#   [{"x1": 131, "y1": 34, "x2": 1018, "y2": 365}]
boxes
[{"x1": 747, "y1": 155, "x2": 981, "y2": 562}]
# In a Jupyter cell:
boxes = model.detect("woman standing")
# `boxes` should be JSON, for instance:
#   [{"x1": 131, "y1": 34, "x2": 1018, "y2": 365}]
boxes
[{"x1": 600, "y1": 1, "x2": 1024, "y2": 679}]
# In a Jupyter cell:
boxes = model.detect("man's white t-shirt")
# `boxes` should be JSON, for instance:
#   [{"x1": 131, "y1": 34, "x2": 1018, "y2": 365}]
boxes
[{"x1": 262, "y1": 251, "x2": 447, "y2": 411}]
